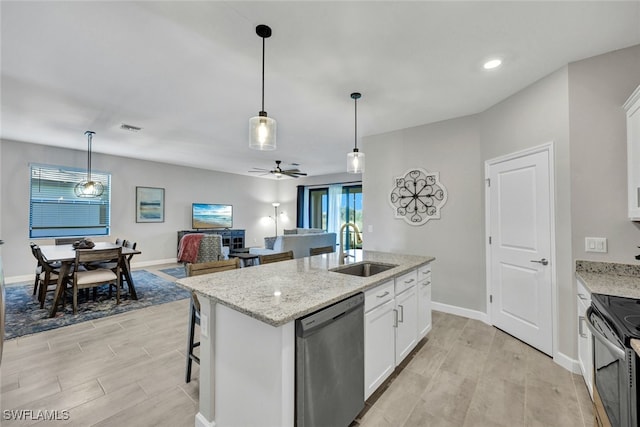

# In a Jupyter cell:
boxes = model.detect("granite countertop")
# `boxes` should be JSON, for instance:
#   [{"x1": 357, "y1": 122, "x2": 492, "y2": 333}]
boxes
[
  {"x1": 176, "y1": 249, "x2": 434, "y2": 327},
  {"x1": 575, "y1": 260, "x2": 640, "y2": 299}
]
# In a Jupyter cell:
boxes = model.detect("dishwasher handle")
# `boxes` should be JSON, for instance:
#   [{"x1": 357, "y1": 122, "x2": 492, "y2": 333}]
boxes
[{"x1": 296, "y1": 293, "x2": 364, "y2": 337}]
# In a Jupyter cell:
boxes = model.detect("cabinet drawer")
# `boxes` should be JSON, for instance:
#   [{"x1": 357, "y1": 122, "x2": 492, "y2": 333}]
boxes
[
  {"x1": 395, "y1": 269, "x2": 418, "y2": 295},
  {"x1": 365, "y1": 280, "x2": 394, "y2": 312},
  {"x1": 576, "y1": 279, "x2": 591, "y2": 304},
  {"x1": 417, "y1": 264, "x2": 431, "y2": 283}
]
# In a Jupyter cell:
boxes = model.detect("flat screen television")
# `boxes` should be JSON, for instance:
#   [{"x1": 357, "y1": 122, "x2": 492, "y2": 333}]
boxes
[{"x1": 192, "y1": 203, "x2": 233, "y2": 229}]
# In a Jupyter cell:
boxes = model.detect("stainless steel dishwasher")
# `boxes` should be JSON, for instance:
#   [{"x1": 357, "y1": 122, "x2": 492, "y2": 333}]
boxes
[{"x1": 296, "y1": 292, "x2": 365, "y2": 427}]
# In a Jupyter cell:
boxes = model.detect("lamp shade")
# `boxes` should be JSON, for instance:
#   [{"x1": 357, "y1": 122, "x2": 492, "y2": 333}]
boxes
[
  {"x1": 74, "y1": 181, "x2": 105, "y2": 198},
  {"x1": 249, "y1": 113, "x2": 277, "y2": 150},
  {"x1": 347, "y1": 149, "x2": 365, "y2": 174}
]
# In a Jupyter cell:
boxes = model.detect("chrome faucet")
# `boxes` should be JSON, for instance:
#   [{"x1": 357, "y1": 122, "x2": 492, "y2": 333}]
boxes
[{"x1": 339, "y1": 222, "x2": 362, "y2": 264}]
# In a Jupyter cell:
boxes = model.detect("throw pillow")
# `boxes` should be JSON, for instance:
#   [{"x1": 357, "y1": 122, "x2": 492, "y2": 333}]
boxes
[{"x1": 264, "y1": 236, "x2": 277, "y2": 250}]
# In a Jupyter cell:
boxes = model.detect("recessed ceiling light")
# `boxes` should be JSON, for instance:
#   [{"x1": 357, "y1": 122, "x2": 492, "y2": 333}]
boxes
[{"x1": 483, "y1": 58, "x2": 503, "y2": 70}]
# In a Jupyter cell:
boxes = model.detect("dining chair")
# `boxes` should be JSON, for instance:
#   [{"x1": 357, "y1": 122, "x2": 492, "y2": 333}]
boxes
[
  {"x1": 184, "y1": 258, "x2": 240, "y2": 383},
  {"x1": 32, "y1": 244, "x2": 68, "y2": 309},
  {"x1": 258, "y1": 250, "x2": 294, "y2": 265},
  {"x1": 309, "y1": 245, "x2": 334, "y2": 256},
  {"x1": 72, "y1": 247, "x2": 122, "y2": 314}
]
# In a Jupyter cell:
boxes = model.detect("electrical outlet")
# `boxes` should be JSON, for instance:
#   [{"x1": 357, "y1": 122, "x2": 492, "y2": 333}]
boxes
[{"x1": 585, "y1": 237, "x2": 608, "y2": 253}]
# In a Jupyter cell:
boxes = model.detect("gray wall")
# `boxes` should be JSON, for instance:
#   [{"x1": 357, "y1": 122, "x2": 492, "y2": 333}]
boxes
[
  {"x1": 569, "y1": 45, "x2": 640, "y2": 264},
  {"x1": 363, "y1": 44, "x2": 640, "y2": 361},
  {"x1": 0, "y1": 139, "x2": 278, "y2": 280},
  {"x1": 363, "y1": 116, "x2": 485, "y2": 313}
]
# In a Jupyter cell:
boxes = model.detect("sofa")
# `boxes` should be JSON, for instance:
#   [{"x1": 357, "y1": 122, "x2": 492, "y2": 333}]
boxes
[{"x1": 249, "y1": 230, "x2": 337, "y2": 259}]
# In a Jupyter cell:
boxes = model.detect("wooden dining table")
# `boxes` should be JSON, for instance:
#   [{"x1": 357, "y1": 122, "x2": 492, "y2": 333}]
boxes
[{"x1": 40, "y1": 242, "x2": 141, "y2": 317}]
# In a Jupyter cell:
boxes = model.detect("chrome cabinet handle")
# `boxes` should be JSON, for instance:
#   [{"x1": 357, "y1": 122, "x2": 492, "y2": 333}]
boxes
[
  {"x1": 404, "y1": 278, "x2": 415, "y2": 284},
  {"x1": 393, "y1": 309, "x2": 398, "y2": 327},
  {"x1": 398, "y1": 305, "x2": 404, "y2": 323},
  {"x1": 422, "y1": 281, "x2": 431, "y2": 287},
  {"x1": 578, "y1": 316, "x2": 587, "y2": 338},
  {"x1": 377, "y1": 291, "x2": 390, "y2": 298},
  {"x1": 578, "y1": 293, "x2": 589, "y2": 301},
  {"x1": 530, "y1": 258, "x2": 549, "y2": 266}
]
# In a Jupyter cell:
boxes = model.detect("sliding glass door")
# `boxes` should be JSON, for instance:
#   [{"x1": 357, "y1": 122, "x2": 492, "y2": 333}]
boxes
[{"x1": 341, "y1": 185, "x2": 362, "y2": 250}]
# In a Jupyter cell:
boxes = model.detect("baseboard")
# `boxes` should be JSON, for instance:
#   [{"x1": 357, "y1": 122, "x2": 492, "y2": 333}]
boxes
[
  {"x1": 131, "y1": 258, "x2": 178, "y2": 269},
  {"x1": 5, "y1": 274, "x2": 34, "y2": 285},
  {"x1": 554, "y1": 350, "x2": 581, "y2": 374},
  {"x1": 432, "y1": 301, "x2": 489, "y2": 324},
  {"x1": 195, "y1": 412, "x2": 216, "y2": 427}
]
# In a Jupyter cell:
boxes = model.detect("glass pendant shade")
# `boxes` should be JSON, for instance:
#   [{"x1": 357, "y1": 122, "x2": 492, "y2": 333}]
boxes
[
  {"x1": 74, "y1": 130, "x2": 104, "y2": 198},
  {"x1": 250, "y1": 25, "x2": 276, "y2": 151},
  {"x1": 74, "y1": 181, "x2": 104, "y2": 198},
  {"x1": 347, "y1": 92, "x2": 364, "y2": 174},
  {"x1": 347, "y1": 149, "x2": 365, "y2": 174},
  {"x1": 249, "y1": 112, "x2": 276, "y2": 150}
]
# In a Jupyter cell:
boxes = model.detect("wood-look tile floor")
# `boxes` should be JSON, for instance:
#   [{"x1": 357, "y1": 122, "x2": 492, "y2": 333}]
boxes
[{"x1": 1, "y1": 265, "x2": 592, "y2": 427}]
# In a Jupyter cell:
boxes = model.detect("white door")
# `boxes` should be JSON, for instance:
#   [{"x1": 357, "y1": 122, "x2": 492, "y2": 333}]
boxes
[{"x1": 487, "y1": 146, "x2": 553, "y2": 356}]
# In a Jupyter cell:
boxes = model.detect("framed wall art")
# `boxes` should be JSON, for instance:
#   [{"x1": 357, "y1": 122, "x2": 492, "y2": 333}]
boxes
[
  {"x1": 389, "y1": 168, "x2": 448, "y2": 225},
  {"x1": 136, "y1": 186, "x2": 165, "y2": 223}
]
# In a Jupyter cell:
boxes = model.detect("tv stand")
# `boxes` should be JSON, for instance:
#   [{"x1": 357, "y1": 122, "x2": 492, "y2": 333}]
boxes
[{"x1": 177, "y1": 229, "x2": 245, "y2": 253}]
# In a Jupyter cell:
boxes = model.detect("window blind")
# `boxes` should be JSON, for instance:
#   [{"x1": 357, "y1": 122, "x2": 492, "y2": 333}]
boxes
[{"x1": 29, "y1": 164, "x2": 111, "y2": 238}]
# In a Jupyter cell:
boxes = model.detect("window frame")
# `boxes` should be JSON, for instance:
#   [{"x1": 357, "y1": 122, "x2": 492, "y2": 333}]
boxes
[{"x1": 29, "y1": 163, "x2": 112, "y2": 239}]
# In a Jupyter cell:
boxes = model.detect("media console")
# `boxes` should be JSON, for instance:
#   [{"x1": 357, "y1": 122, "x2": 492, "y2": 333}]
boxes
[{"x1": 177, "y1": 229, "x2": 245, "y2": 254}]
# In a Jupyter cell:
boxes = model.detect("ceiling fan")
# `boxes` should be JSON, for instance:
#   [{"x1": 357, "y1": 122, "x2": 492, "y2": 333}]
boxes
[{"x1": 249, "y1": 160, "x2": 307, "y2": 178}]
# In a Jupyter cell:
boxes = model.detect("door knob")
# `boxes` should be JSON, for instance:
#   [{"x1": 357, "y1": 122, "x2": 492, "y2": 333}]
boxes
[{"x1": 530, "y1": 258, "x2": 549, "y2": 266}]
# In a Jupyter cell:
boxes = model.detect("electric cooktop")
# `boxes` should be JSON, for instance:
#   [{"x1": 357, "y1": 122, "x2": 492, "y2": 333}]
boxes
[{"x1": 592, "y1": 293, "x2": 640, "y2": 345}]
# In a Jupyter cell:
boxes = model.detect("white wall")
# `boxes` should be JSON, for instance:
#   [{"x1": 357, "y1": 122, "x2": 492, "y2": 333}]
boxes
[{"x1": 0, "y1": 139, "x2": 278, "y2": 281}]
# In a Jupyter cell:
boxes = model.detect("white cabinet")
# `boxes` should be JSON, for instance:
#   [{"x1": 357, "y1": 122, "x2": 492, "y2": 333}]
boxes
[
  {"x1": 577, "y1": 279, "x2": 593, "y2": 399},
  {"x1": 417, "y1": 264, "x2": 432, "y2": 340},
  {"x1": 395, "y1": 284, "x2": 418, "y2": 362},
  {"x1": 364, "y1": 267, "x2": 427, "y2": 399},
  {"x1": 364, "y1": 280, "x2": 396, "y2": 399},
  {"x1": 624, "y1": 85, "x2": 640, "y2": 220}
]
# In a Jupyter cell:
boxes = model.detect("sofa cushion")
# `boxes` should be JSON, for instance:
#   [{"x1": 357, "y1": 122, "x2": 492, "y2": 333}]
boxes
[
  {"x1": 283, "y1": 229, "x2": 297, "y2": 235},
  {"x1": 296, "y1": 228, "x2": 325, "y2": 235}
]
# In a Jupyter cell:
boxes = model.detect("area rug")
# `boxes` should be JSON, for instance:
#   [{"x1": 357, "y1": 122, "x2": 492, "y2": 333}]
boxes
[
  {"x1": 4, "y1": 270, "x2": 190, "y2": 339},
  {"x1": 159, "y1": 266, "x2": 186, "y2": 279}
]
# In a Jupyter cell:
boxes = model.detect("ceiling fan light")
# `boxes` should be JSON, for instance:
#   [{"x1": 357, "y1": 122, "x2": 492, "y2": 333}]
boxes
[
  {"x1": 249, "y1": 113, "x2": 276, "y2": 150},
  {"x1": 347, "y1": 149, "x2": 365, "y2": 174}
]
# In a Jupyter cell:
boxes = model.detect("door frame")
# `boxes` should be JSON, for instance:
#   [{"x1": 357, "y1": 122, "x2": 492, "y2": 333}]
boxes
[{"x1": 484, "y1": 141, "x2": 558, "y2": 358}]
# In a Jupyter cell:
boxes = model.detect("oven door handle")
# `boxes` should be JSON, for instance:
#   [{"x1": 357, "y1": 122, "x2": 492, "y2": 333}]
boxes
[{"x1": 585, "y1": 306, "x2": 626, "y2": 360}]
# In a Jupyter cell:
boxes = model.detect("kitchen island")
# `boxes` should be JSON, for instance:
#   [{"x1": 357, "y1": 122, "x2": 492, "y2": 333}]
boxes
[{"x1": 176, "y1": 249, "x2": 434, "y2": 427}]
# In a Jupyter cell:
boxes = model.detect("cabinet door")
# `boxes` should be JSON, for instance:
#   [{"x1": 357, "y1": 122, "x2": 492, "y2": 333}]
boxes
[
  {"x1": 417, "y1": 278, "x2": 432, "y2": 340},
  {"x1": 395, "y1": 286, "x2": 418, "y2": 364},
  {"x1": 364, "y1": 299, "x2": 396, "y2": 399},
  {"x1": 625, "y1": 85, "x2": 640, "y2": 220}
]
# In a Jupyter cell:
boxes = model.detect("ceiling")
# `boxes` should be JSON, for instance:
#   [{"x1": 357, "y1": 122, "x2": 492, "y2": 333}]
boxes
[{"x1": 2, "y1": 1, "x2": 639, "y2": 178}]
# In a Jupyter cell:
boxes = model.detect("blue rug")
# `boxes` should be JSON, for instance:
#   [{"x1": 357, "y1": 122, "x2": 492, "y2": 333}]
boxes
[
  {"x1": 160, "y1": 266, "x2": 186, "y2": 279},
  {"x1": 4, "y1": 270, "x2": 190, "y2": 340}
]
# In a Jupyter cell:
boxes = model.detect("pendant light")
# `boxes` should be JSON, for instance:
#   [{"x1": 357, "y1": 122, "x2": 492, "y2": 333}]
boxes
[
  {"x1": 249, "y1": 24, "x2": 276, "y2": 151},
  {"x1": 347, "y1": 92, "x2": 365, "y2": 174},
  {"x1": 74, "y1": 130, "x2": 104, "y2": 198}
]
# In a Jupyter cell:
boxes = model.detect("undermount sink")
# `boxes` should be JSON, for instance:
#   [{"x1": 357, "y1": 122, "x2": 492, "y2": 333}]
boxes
[{"x1": 330, "y1": 261, "x2": 398, "y2": 277}]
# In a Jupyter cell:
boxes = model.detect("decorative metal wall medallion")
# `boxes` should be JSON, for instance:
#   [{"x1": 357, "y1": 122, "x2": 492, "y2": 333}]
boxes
[{"x1": 389, "y1": 168, "x2": 448, "y2": 225}]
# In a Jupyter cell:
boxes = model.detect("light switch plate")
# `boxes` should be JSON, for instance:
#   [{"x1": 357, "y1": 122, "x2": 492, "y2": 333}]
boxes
[{"x1": 585, "y1": 237, "x2": 608, "y2": 253}]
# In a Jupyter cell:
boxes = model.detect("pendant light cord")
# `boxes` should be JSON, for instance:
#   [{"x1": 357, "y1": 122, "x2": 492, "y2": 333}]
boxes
[
  {"x1": 261, "y1": 36, "x2": 265, "y2": 113},
  {"x1": 86, "y1": 131, "x2": 94, "y2": 181},
  {"x1": 354, "y1": 96, "x2": 358, "y2": 150}
]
